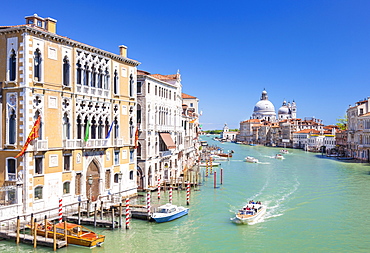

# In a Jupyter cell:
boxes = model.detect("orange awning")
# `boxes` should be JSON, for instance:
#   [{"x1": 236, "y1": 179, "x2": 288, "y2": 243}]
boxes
[{"x1": 160, "y1": 133, "x2": 176, "y2": 149}]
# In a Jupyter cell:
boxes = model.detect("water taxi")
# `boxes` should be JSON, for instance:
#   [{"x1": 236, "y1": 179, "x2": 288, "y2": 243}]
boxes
[
  {"x1": 231, "y1": 202, "x2": 266, "y2": 224},
  {"x1": 275, "y1": 154, "x2": 284, "y2": 159},
  {"x1": 244, "y1": 156, "x2": 259, "y2": 163},
  {"x1": 29, "y1": 221, "x2": 105, "y2": 248},
  {"x1": 280, "y1": 149, "x2": 289, "y2": 154},
  {"x1": 151, "y1": 203, "x2": 189, "y2": 223}
]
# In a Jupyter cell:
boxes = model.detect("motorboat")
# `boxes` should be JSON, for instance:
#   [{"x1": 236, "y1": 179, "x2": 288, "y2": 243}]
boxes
[
  {"x1": 151, "y1": 203, "x2": 189, "y2": 223},
  {"x1": 28, "y1": 221, "x2": 105, "y2": 248},
  {"x1": 280, "y1": 149, "x2": 289, "y2": 154},
  {"x1": 231, "y1": 201, "x2": 266, "y2": 225},
  {"x1": 218, "y1": 153, "x2": 232, "y2": 158},
  {"x1": 275, "y1": 154, "x2": 284, "y2": 159},
  {"x1": 210, "y1": 155, "x2": 228, "y2": 161},
  {"x1": 244, "y1": 156, "x2": 259, "y2": 163}
]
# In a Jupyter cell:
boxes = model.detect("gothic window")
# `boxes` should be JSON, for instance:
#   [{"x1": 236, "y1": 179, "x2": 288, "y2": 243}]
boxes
[
  {"x1": 63, "y1": 182, "x2": 70, "y2": 195},
  {"x1": 9, "y1": 49, "x2": 16, "y2": 81},
  {"x1": 63, "y1": 113, "x2": 70, "y2": 139},
  {"x1": 77, "y1": 115, "x2": 82, "y2": 139},
  {"x1": 91, "y1": 65, "x2": 96, "y2": 87},
  {"x1": 113, "y1": 70, "x2": 118, "y2": 95},
  {"x1": 105, "y1": 118, "x2": 110, "y2": 138},
  {"x1": 129, "y1": 118, "x2": 134, "y2": 139},
  {"x1": 105, "y1": 170, "x2": 111, "y2": 189},
  {"x1": 91, "y1": 116, "x2": 97, "y2": 139},
  {"x1": 76, "y1": 61, "x2": 82, "y2": 84},
  {"x1": 84, "y1": 63, "x2": 89, "y2": 86},
  {"x1": 137, "y1": 143, "x2": 141, "y2": 158},
  {"x1": 34, "y1": 111, "x2": 42, "y2": 140},
  {"x1": 98, "y1": 68, "x2": 103, "y2": 89},
  {"x1": 34, "y1": 186, "x2": 43, "y2": 200},
  {"x1": 104, "y1": 69, "x2": 110, "y2": 90},
  {"x1": 84, "y1": 116, "x2": 89, "y2": 140},
  {"x1": 63, "y1": 56, "x2": 70, "y2": 86},
  {"x1": 113, "y1": 117, "x2": 119, "y2": 139},
  {"x1": 9, "y1": 109, "x2": 16, "y2": 144},
  {"x1": 114, "y1": 150, "x2": 119, "y2": 165},
  {"x1": 6, "y1": 158, "x2": 16, "y2": 181},
  {"x1": 98, "y1": 117, "x2": 104, "y2": 139},
  {"x1": 34, "y1": 49, "x2": 41, "y2": 81},
  {"x1": 114, "y1": 173, "x2": 119, "y2": 183},
  {"x1": 137, "y1": 104, "x2": 141, "y2": 124}
]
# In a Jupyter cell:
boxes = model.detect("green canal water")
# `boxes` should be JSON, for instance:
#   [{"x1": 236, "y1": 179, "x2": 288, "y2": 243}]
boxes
[{"x1": 2, "y1": 135, "x2": 370, "y2": 252}]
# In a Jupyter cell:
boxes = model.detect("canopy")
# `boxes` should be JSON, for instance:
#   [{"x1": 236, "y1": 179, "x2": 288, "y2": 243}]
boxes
[{"x1": 160, "y1": 133, "x2": 176, "y2": 149}]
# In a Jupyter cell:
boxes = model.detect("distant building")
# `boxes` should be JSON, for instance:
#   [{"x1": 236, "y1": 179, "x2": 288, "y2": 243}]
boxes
[{"x1": 220, "y1": 123, "x2": 238, "y2": 142}]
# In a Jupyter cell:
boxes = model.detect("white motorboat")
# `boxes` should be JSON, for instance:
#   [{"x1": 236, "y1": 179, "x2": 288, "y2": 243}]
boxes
[
  {"x1": 151, "y1": 203, "x2": 189, "y2": 223},
  {"x1": 275, "y1": 154, "x2": 284, "y2": 159},
  {"x1": 280, "y1": 149, "x2": 289, "y2": 154},
  {"x1": 231, "y1": 202, "x2": 266, "y2": 224},
  {"x1": 210, "y1": 155, "x2": 228, "y2": 161},
  {"x1": 244, "y1": 156, "x2": 259, "y2": 163}
]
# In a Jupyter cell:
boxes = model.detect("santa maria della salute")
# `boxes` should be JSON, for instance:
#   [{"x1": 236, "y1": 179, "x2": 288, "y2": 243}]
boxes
[{"x1": 252, "y1": 89, "x2": 297, "y2": 122}]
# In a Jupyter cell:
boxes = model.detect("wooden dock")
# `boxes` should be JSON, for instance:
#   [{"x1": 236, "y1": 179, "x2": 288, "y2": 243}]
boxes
[
  {"x1": 65, "y1": 216, "x2": 118, "y2": 228},
  {"x1": 0, "y1": 231, "x2": 67, "y2": 249}
]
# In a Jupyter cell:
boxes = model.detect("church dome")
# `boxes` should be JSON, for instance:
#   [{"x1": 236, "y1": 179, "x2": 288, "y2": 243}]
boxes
[
  {"x1": 254, "y1": 100, "x2": 275, "y2": 113},
  {"x1": 278, "y1": 100, "x2": 290, "y2": 114}
]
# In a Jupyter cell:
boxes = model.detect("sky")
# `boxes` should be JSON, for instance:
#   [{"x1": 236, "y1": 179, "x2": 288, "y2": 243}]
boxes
[{"x1": 2, "y1": 0, "x2": 370, "y2": 130}]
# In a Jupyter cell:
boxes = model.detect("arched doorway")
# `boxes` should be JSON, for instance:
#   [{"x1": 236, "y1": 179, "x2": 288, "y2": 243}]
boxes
[
  {"x1": 137, "y1": 166, "x2": 143, "y2": 190},
  {"x1": 86, "y1": 159, "x2": 100, "y2": 201}
]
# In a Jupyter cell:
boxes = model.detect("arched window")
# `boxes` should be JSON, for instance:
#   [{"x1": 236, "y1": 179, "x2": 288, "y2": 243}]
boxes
[
  {"x1": 113, "y1": 117, "x2": 119, "y2": 139},
  {"x1": 63, "y1": 182, "x2": 70, "y2": 195},
  {"x1": 137, "y1": 104, "x2": 142, "y2": 124},
  {"x1": 76, "y1": 61, "x2": 82, "y2": 84},
  {"x1": 104, "y1": 68, "x2": 110, "y2": 90},
  {"x1": 9, "y1": 109, "x2": 16, "y2": 144},
  {"x1": 34, "y1": 111, "x2": 42, "y2": 140},
  {"x1": 9, "y1": 49, "x2": 16, "y2": 81},
  {"x1": 77, "y1": 115, "x2": 82, "y2": 139},
  {"x1": 6, "y1": 158, "x2": 16, "y2": 181},
  {"x1": 91, "y1": 65, "x2": 96, "y2": 87},
  {"x1": 63, "y1": 113, "x2": 70, "y2": 139},
  {"x1": 84, "y1": 63, "x2": 89, "y2": 86},
  {"x1": 98, "y1": 68, "x2": 103, "y2": 89},
  {"x1": 98, "y1": 117, "x2": 104, "y2": 139},
  {"x1": 129, "y1": 171, "x2": 134, "y2": 180},
  {"x1": 91, "y1": 116, "x2": 97, "y2": 139},
  {"x1": 113, "y1": 70, "x2": 118, "y2": 95},
  {"x1": 34, "y1": 186, "x2": 43, "y2": 200},
  {"x1": 63, "y1": 56, "x2": 70, "y2": 86},
  {"x1": 84, "y1": 116, "x2": 89, "y2": 140},
  {"x1": 137, "y1": 143, "x2": 142, "y2": 158},
  {"x1": 34, "y1": 49, "x2": 41, "y2": 81}
]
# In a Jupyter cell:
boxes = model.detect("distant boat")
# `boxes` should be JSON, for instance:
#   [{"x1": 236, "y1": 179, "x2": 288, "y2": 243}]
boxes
[
  {"x1": 275, "y1": 154, "x2": 284, "y2": 159},
  {"x1": 280, "y1": 149, "x2": 289, "y2": 154},
  {"x1": 210, "y1": 155, "x2": 228, "y2": 161},
  {"x1": 200, "y1": 162, "x2": 220, "y2": 167},
  {"x1": 151, "y1": 203, "x2": 189, "y2": 223},
  {"x1": 218, "y1": 153, "x2": 232, "y2": 158},
  {"x1": 244, "y1": 156, "x2": 259, "y2": 163},
  {"x1": 249, "y1": 144, "x2": 256, "y2": 146}
]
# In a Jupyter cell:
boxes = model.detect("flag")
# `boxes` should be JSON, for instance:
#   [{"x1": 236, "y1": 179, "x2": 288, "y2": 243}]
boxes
[
  {"x1": 84, "y1": 120, "x2": 90, "y2": 142},
  {"x1": 105, "y1": 121, "x2": 114, "y2": 139},
  {"x1": 15, "y1": 115, "x2": 41, "y2": 158},
  {"x1": 134, "y1": 127, "x2": 139, "y2": 149},
  {"x1": 190, "y1": 119, "x2": 197, "y2": 124}
]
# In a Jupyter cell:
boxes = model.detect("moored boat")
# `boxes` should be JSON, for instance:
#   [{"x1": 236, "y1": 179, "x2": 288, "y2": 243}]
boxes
[
  {"x1": 29, "y1": 221, "x2": 105, "y2": 248},
  {"x1": 244, "y1": 156, "x2": 259, "y2": 163},
  {"x1": 151, "y1": 203, "x2": 189, "y2": 223},
  {"x1": 231, "y1": 201, "x2": 266, "y2": 224},
  {"x1": 200, "y1": 162, "x2": 220, "y2": 167},
  {"x1": 218, "y1": 153, "x2": 232, "y2": 158},
  {"x1": 210, "y1": 155, "x2": 228, "y2": 161}
]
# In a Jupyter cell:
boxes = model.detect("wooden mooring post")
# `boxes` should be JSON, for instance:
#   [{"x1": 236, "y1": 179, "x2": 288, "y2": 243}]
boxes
[{"x1": 16, "y1": 216, "x2": 20, "y2": 244}]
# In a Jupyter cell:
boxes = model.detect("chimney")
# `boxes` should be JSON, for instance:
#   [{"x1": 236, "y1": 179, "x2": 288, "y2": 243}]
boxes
[
  {"x1": 119, "y1": 45, "x2": 127, "y2": 58},
  {"x1": 45, "y1": 17, "x2": 57, "y2": 33}
]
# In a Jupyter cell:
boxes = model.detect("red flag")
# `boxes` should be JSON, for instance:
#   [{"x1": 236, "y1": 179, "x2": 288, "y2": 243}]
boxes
[
  {"x1": 134, "y1": 127, "x2": 139, "y2": 149},
  {"x1": 15, "y1": 116, "x2": 41, "y2": 158}
]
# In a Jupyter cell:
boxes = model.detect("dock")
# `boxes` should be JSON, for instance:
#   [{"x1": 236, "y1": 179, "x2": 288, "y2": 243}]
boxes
[
  {"x1": 65, "y1": 216, "x2": 118, "y2": 228},
  {"x1": 0, "y1": 231, "x2": 67, "y2": 249}
]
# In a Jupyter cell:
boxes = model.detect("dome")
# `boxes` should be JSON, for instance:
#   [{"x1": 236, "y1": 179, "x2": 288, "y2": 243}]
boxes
[
  {"x1": 254, "y1": 100, "x2": 275, "y2": 113},
  {"x1": 278, "y1": 106, "x2": 290, "y2": 114}
]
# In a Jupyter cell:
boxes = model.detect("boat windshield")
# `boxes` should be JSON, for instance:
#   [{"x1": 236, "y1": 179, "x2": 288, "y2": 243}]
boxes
[{"x1": 159, "y1": 208, "x2": 168, "y2": 213}]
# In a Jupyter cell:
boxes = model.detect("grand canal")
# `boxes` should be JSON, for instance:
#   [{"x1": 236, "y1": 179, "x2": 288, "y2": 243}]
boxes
[{"x1": 1, "y1": 135, "x2": 370, "y2": 252}]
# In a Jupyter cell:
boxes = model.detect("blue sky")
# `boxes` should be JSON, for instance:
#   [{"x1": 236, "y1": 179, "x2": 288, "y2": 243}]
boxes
[{"x1": 2, "y1": 0, "x2": 370, "y2": 130}]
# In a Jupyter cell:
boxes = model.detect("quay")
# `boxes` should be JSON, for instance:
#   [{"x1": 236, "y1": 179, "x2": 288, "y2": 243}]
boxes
[{"x1": 0, "y1": 231, "x2": 67, "y2": 249}]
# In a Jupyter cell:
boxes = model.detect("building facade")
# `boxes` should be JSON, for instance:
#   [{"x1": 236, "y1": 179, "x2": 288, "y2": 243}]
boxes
[{"x1": 0, "y1": 14, "x2": 139, "y2": 218}]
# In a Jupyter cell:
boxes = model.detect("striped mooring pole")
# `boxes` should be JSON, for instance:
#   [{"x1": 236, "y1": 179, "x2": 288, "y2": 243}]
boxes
[
  {"x1": 58, "y1": 198, "x2": 63, "y2": 223},
  {"x1": 186, "y1": 181, "x2": 190, "y2": 206},
  {"x1": 157, "y1": 178, "x2": 161, "y2": 199},
  {"x1": 125, "y1": 198, "x2": 130, "y2": 229},
  {"x1": 147, "y1": 191, "x2": 151, "y2": 220},
  {"x1": 169, "y1": 186, "x2": 173, "y2": 204}
]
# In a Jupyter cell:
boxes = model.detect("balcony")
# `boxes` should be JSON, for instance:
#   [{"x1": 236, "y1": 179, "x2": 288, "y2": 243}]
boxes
[{"x1": 34, "y1": 139, "x2": 48, "y2": 151}]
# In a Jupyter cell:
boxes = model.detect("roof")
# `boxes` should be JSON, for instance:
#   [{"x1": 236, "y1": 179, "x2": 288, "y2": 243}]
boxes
[
  {"x1": 182, "y1": 93, "x2": 197, "y2": 99},
  {"x1": 294, "y1": 129, "x2": 320, "y2": 134},
  {"x1": 150, "y1": 73, "x2": 179, "y2": 81}
]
